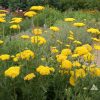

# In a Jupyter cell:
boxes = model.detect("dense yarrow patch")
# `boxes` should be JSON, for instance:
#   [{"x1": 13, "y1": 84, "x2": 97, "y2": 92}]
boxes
[{"x1": 0, "y1": 5, "x2": 100, "y2": 100}]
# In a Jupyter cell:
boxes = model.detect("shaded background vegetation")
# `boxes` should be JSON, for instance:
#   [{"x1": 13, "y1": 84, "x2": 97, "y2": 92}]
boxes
[{"x1": 0, "y1": 0, "x2": 100, "y2": 11}]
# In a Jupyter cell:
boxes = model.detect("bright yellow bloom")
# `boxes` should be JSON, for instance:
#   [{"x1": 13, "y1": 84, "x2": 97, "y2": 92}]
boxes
[
  {"x1": 21, "y1": 35, "x2": 30, "y2": 39},
  {"x1": 36, "y1": 65, "x2": 54, "y2": 75},
  {"x1": 10, "y1": 17, "x2": 22, "y2": 24},
  {"x1": 72, "y1": 54, "x2": 79, "y2": 58},
  {"x1": 13, "y1": 57, "x2": 18, "y2": 62},
  {"x1": 73, "y1": 61, "x2": 81, "y2": 67},
  {"x1": 0, "y1": 54, "x2": 10, "y2": 61},
  {"x1": 71, "y1": 69, "x2": 86, "y2": 78},
  {"x1": 32, "y1": 28, "x2": 42, "y2": 35},
  {"x1": 73, "y1": 40, "x2": 82, "y2": 45},
  {"x1": 0, "y1": 17, "x2": 6, "y2": 23},
  {"x1": 83, "y1": 53, "x2": 95, "y2": 62},
  {"x1": 64, "y1": 18, "x2": 75, "y2": 22},
  {"x1": 94, "y1": 45, "x2": 100, "y2": 50},
  {"x1": 0, "y1": 40, "x2": 4, "y2": 45},
  {"x1": 30, "y1": 6, "x2": 45, "y2": 11},
  {"x1": 24, "y1": 11, "x2": 37, "y2": 17},
  {"x1": 87, "y1": 28, "x2": 100, "y2": 34},
  {"x1": 16, "y1": 50, "x2": 35, "y2": 60},
  {"x1": 50, "y1": 26, "x2": 60, "y2": 32},
  {"x1": 69, "y1": 76, "x2": 75, "y2": 86},
  {"x1": 61, "y1": 60, "x2": 72, "y2": 69},
  {"x1": 74, "y1": 46, "x2": 89, "y2": 56},
  {"x1": 10, "y1": 24, "x2": 20, "y2": 29},
  {"x1": 92, "y1": 38, "x2": 100, "y2": 42},
  {"x1": 61, "y1": 48, "x2": 72, "y2": 56},
  {"x1": 50, "y1": 47, "x2": 58, "y2": 53},
  {"x1": 75, "y1": 69, "x2": 86, "y2": 78},
  {"x1": 82, "y1": 44, "x2": 92, "y2": 52},
  {"x1": 73, "y1": 22, "x2": 85, "y2": 27},
  {"x1": 56, "y1": 54, "x2": 67, "y2": 62},
  {"x1": 0, "y1": 13, "x2": 6, "y2": 17},
  {"x1": 24, "y1": 73, "x2": 36, "y2": 80},
  {"x1": 4, "y1": 66, "x2": 20, "y2": 78},
  {"x1": 68, "y1": 36, "x2": 74, "y2": 40},
  {"x1": 31, "y1": 36, "x2": 46, "y2": 45},
  {"x1": 90, "y1": 67, "x2": 100, "y2": 76}
]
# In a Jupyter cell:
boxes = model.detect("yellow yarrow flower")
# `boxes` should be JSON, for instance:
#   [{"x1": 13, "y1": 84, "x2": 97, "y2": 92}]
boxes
[
  {"x1": 30, "y1": 6, "x2": 45, "y2": 11},
  {"x1": 83, "y1": 53, "x2": 95, "y2": 62},
  {"x1": 50, "y1": 26, "x2": 60, "y2": 32},
  {"x1": 24, "y1": 73, "x2": 36, "y2": 80},
  {"x1": 36, "y1": 65, "x2": 54, "y2": 75},
  {"x1": 21, "y1": 35, "x2": 30, "y2": 39},
  {"x1": 0, "y1": 13, "x2": 6, "y2": 17},
  {"x1": 50, "y1": 47, "x2": 58, "y2": 53},
  {"x1": 73, "y1": 61, "x2": 81, "y2": 67},
  {"x1": 73, "y1": 22, "x2": 85, "y2": 27},
  {"x1": 87, "y1": 28, "x2": 100, "y2": 34},
  {"x1": 10, "y1": 24, "x2": 20, "y2": 29},
  {"x1": 0, "y1": 17, "x2": 6, "y2": 23},
  {"x1": 31, "y1": 36, "x2": 46, "y2": 45},
  {"x1": 94, "y1": 45, "x2": 100, "y2": 50},
  {"x1": 56, "y1": 54, "x2": 67, "y2": 62},
  {"x1": 32, "y1": 28, "x2": 42, "y2": 35},
  {"x1": 0, "y1": 54, "x2": 10, "y2": 61},
  {"x1": 24, "y1": 11, "x2": 37, "y2": 17},
  {"x1": 15, "y1": 50, "x2": 35, "y2": 60},
  {"x1": 10, "y1": 17, "x2": 22, "y2": 24},
  {"x1": 4, "y1": 66, "x2": 20, "y2": 78},
  {"x1": 61, "y1": 48, "x2": 72, "y2": 56},
  {"x1": 61, "y1": 60, "x2": 72, "y2": 69},
  {"x1": 74, "y1": 46, "x2": 89, "y2": 56},
  {"x1": 64, "y1": 18, "x2": 75, "y2": 22}
]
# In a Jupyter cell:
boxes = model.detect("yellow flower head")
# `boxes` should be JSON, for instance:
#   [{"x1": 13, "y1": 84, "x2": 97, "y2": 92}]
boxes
[
  {"x1": 50, "y1": 26, "x2": 60, "y2": 32},
  {"x1": 4, "y1": 66, "x2": 20, "y2": 78},
  {"x1": 73, "y1": 40, "x2": 82, "y2": 45},
  {"x1": 61, "y1": 48, "x2": 72, "y2": 56},
  {"x1": 82, "y1": 44, "x2": 92, "y2": 52},
  {"x1": 30, "y1": 6, "x2": 45, "y2": 11},
  {"x1": 94, "y1": 45, "x2": 100, "y2": 50},
  {"x1": 21, "y1": 35, "x2": 30, "y2": 39},
  {"x1": 83, "y1": 53, "x2": 95, "y2": 62},
  {"x1": 24, "y1": 73, "x2": 36, "y2": 80},
  {"x1": 0, "y1": 17, "x2": 6, "y2": 23},
  {"x1": 87, "y1": 28, "x2": 100, "y2": 34},
  {"x1": 24, "y1": 11, "x2": 37, "y2": 17},
  {"x1": 36, "y1": 65, "x2": 54, "y2": 75},
  {"x1": 56, "y1": 54, "x2": 67, "y2": 62},
  {"x1": 92, "y1": 38, "x2": 100, "y2": 42},
  {"x1": 10, "y1": 24, "x2": 20, "y2": 29},
  {"x1": 31, "y1": 36, "x2": 46, "y2": 45},
  {"x1": 16, "y1": 50, "x2": 35, "y2": 60},
  {"x1": 32, "y1": 28, "x2": 42, "y2": 35},
  {"x1": 61, "y1": 60, "x2": 72, "y2": 69},
  {"x1": 73, "y1": 22, "x2": 85, "y2": 27},
  {"x1": 10, "y1": 17, "x2": 22, "y2": 24},
  {"x1": 0, "y1": 54, "x2": 10, "y2": 61},
  {"x1": 64, "y1": 18, "x2": 75, "y2": 22},
  {"x1": 50, "y1": 47, "x2": 58, "y2": 53},
  {"x1": 73, "y1": 61, "x2": 81, "y2": 67},
  {"x1": 0, "y1": 13, "x2": 6, "y2": 17},
  {"x1": 74, "y1": 46, "x2": 89, "y2": 56}
]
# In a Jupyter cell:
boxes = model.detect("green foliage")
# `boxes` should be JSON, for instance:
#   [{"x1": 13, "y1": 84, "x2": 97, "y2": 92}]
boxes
[
  {"x1": 0, "y1": 0, "x2": 100, "y2": 11},
  {"x1": 34, "y1": 6, "x2": 62, "y2": 27}
]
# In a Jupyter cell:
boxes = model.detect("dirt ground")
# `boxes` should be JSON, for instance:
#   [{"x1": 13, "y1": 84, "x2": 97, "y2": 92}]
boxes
[{"x1": 95, "y1": 51, "x2": 100, "y2": 66}]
